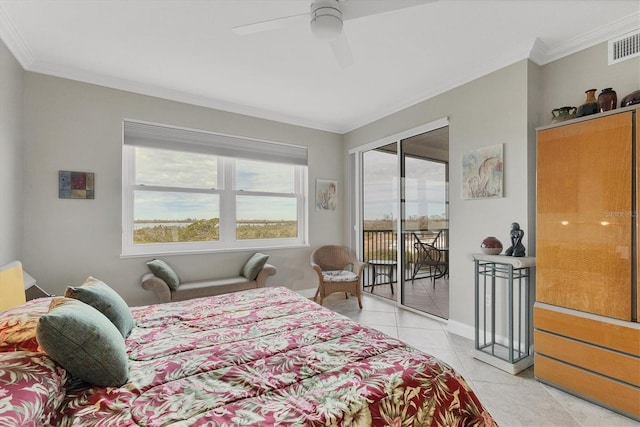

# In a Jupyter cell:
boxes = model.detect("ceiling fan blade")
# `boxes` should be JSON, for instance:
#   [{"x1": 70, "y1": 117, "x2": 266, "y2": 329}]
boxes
[
  {"x1": 342, "y1": 0, "x2": 437, "y2": 21},
  {"x1": 330, "y1": 33, "x2": 354, "y2": 68},
  {"x1": 232, "y1": 13, "x2": 308, "y2": 36}
]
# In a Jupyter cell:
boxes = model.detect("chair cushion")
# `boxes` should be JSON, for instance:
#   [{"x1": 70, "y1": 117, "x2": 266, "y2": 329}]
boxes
[{"x1": 322, "y1": 270, "x2": 358, "y2": 282}]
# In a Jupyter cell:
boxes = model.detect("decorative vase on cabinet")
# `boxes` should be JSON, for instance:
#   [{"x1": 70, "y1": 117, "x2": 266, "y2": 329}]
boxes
[
  {"x1": 551, "y1": 106, "x2": 576, "y2": 123},
  {"x1": 621, "y1": 89, "x2": 640, "y2": 107},
  {"x1": 597, "y1": 87, "x2": 617, "y2": 112},
  {"x1": 576, "y1": 88, "x2": 598, "y2": 117}
]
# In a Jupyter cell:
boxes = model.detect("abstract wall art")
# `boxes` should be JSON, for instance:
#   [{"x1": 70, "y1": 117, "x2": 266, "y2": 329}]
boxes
[
  {"x1": 59, "y1": 170, "x2": 95, "y2": 199},
  {"x1": 462, "y1": 144, "x2": 503, "y2": 199},
  {"x1": 316, "y1": 179, "x2": 337, "y2": 211}
]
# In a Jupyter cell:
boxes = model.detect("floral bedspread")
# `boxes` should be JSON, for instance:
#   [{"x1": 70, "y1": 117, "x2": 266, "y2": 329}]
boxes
[{"x1": 54, "y1": 287, "x2": 496, "y2": 426}]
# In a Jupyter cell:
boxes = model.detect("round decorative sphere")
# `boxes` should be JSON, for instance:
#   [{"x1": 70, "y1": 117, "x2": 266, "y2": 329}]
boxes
[{"x1": 481, "y1": 236, "x2": 503, "y2": 255}]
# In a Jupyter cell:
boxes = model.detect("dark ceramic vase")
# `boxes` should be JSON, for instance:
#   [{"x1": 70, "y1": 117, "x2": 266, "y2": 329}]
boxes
[
  {"x1": 551, "y1": 106, "x2": 576, "y2": 123},
  {"x1": 621, "y1": 89, "x2": 640, "y2": 107},
  {"x1": 597, "y1": 88, "x2": 617, "y2": 112},
  {"x1": 576, "y1": 89, "x2": 598, "y2": 117}
]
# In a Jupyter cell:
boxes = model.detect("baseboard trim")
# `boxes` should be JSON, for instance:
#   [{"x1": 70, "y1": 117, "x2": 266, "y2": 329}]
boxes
[{"x1": 446, "y1": 319, "x2": 475, "y2": 341}]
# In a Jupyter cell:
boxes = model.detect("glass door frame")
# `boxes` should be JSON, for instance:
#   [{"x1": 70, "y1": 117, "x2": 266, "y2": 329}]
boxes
[{"x1": 349, "y1": 117, "x2": 449, "y2": 307}]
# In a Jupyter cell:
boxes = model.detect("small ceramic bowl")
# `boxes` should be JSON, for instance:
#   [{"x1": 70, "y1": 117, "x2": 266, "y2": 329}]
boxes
[
  {"x1": 481, "y1": 247, "x2": 502, "y2": 255},
  {"x1": 481, "y1": 236, "x2": 503, "y2": 255}
]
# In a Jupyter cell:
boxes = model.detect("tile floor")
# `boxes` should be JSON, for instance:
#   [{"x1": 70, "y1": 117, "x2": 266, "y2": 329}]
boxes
[
  {"x1": 320, "y1": 292, "x2": 637, "y2": 427},
  {"x1": 364, "y1": 275, "x2": 449, "y2": 319}
]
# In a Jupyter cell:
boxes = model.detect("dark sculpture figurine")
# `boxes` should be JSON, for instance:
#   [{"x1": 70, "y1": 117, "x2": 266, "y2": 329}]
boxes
[{"x1": 505, "y1": 222, "x2": 526, "y2": 257}]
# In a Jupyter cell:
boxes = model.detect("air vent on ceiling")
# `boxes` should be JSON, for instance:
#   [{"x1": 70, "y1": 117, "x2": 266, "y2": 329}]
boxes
[{"x1": 608, "y1": 30, "x2": 640, "y2": 65}]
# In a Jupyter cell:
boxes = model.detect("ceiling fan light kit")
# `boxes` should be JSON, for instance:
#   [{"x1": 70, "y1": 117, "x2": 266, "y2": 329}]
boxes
[
  {"x1": 310, "y1": 0, "x2": 343, "y2": 40},
  {"x1": 232, "y1": 0, "x2": 436, "y2": 67}
]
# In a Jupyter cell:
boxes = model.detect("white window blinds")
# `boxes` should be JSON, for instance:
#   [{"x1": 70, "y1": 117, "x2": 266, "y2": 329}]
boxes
[{"x1": 123, "y1": 120, "x2": 308, "y2": 166}]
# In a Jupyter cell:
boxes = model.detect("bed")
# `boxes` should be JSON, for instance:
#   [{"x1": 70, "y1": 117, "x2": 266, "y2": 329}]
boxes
[{"x1": 1, "y1": 283, "x2": 497, "y2": 426}]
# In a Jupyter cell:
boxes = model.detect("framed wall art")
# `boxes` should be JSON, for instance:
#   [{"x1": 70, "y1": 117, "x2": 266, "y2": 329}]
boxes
[
  {"x1": 462, "y1": 144, "x2": 503, "y2": 199},
  {"x1": 59, "y1": 170, "x2": 95, "y2": 199},
  {"x1": 316, "y1": 179, "x2": 337, "y2": 211}
]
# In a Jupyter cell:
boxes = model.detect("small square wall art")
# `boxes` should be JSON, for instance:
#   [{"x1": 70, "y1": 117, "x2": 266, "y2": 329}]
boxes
[{"x1": 59, "y1": 170, "x2": 94, "y2": 199}]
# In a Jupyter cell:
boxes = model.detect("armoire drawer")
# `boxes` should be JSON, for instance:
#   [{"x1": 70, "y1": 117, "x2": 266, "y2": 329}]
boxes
[
  {"x1": 535, "y1": 354, "x2": 639, "y2": 418},
  {"x1": 534, "y1": 304, "x2": 640, "y2": 356},
  {"x1": 534, "y1": 330, "x2": 640, "y2": 386}
]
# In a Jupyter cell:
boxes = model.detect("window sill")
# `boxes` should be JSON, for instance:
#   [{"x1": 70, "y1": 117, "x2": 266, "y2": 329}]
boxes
[{"x1": 120, "y1": 242, "x2": 309, "y2": 258}]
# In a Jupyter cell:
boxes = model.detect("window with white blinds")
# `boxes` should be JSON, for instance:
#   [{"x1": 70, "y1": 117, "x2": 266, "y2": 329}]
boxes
[{"x1": 122, "y1": 120, "x2": 308, "y2": 256}]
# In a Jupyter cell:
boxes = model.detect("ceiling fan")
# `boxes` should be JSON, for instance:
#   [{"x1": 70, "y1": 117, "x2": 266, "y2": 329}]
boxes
[{"x1": 232, "y1": 0, "x2": 437, "y2": 68}]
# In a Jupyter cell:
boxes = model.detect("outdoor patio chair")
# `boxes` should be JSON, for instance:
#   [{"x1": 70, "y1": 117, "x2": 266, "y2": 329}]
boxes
[{"x1": 411, "y1": 233, "x2": 447, "y2": 288}]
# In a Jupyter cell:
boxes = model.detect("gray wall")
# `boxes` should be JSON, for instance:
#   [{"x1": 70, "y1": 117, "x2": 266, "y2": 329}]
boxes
[
  {"x1": 344, "y1": 60, "x2": 533, "y2": 337},
  {"x1": 541, "y1": 42, "x2": 640, "y2": 122},
  {"x1": 0, "y1": 40, "x2": 24, "y2": 266},
  {"x1": 3, "y1": 35, "x2": 639, "y2": 333},
  {"x1": 342, "y1": 40, "x2": 640, "y2": 337},
  {"x1": 21, "y1": 72, "x2": 344, "y2": 306}
]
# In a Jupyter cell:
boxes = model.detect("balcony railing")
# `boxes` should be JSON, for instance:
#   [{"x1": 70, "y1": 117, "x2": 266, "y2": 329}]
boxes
[{"x1": 362, "y1": 228, "x2": 448, "y2": 287}]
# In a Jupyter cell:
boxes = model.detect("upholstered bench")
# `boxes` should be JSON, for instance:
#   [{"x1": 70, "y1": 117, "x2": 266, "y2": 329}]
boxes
[{"x1": 140, "y1": 254, "x2": 277, "y2": 303}]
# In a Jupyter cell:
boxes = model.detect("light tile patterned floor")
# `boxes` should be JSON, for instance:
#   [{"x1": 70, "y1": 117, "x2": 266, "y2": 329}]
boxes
[
  {"x1": 364, "y1": 276, "x2": 449, "y2": 319},
  {"x1": 320, "y1": 292, "x2": 637, "y2": 427}
]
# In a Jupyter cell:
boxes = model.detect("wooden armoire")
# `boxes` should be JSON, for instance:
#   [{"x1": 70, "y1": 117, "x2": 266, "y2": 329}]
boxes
[{"x1": 535, "y1": 105, "x2": 639, "y2": 420}]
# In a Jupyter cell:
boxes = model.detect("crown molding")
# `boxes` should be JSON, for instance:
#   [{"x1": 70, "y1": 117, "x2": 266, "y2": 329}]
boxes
[
  {"x1": 27, "y1": 60, "x2": 344, "y2": 134},
  {"x1": 345, "y1": 13, "x2": 640, "y2": 132},
  {"x1": 0, "y1": 5, "x2": 34, "y2": 68},
  {"x1": 528, "y1": 38, "x2": 549, "y2": 66},
  {"x1": 2, "y1": 5, "x2": 638, "y2": 135},
  {"x1": 535, "y1": 11, "x2": 640, "y2": 65},
  {"x1": 344, "y1": 42, "x2": 535, "y2": 133},
  {"x1": 0, "y1": 2, "x2": 342, "y2": 134}
]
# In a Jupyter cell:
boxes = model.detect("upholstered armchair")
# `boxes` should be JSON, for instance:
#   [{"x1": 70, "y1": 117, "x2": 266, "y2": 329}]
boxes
[{"x1": 310, "y1": 245, "x2": 365, "y2": 309}]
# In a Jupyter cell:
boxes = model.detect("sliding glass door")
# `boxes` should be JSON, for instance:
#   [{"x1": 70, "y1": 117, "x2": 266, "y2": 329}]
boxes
[
  {"x1": 359, "y1": 124, "x2": 449, "y2": 318},
  {"x1": 400, "y1": 131, "x2": 449, "y2": 318},
  {"x1": 362, "y1": 143, "x2": 398, "y2": 298}
]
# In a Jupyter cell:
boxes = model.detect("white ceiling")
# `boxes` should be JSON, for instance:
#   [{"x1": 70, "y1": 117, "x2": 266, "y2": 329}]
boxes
[{"x1": 1, "y1": 0, "x2": 639, "y2": 133}]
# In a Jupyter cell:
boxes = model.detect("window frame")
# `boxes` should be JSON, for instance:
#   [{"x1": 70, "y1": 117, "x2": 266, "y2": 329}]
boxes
[{"x1": 122, "y1": 121, "x2": 308, "y2": 257}]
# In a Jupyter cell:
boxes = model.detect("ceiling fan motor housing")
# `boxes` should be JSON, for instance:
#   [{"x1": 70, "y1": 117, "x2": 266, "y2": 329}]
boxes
[{"x1": 310, "y1": 0, "x2": 343, "y2": 40}]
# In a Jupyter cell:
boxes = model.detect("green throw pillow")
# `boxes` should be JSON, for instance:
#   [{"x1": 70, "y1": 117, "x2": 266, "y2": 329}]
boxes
[
  {"x1": 241, "y1": 253, "x2": 269, "y2": 281},
  {"x1": 65, "y1": 277, "x2": 134, "y2": 338},
  {"x1": 146, "y1": 259, "x2": 180, "y2": 290},
  {"x1": 36, "y1": 298, "x2": 128, "y2": 387}
]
